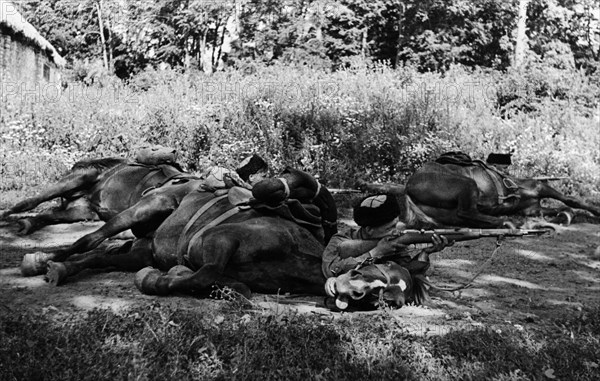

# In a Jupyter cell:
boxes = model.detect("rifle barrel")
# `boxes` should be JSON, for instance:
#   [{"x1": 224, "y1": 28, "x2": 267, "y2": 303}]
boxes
[
  {"x1": 531, "y1": 176, "x2": 569, "y2": 181},
  {"x1": 396, "y1": 228, "x2": 549, "y2": 245},
  {"x1": 328, "y1": 188, "x2": 363, "y2": 194}
]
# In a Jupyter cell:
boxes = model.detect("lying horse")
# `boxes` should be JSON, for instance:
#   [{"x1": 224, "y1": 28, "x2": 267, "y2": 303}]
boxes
[
  {"x1": 20, "y1": 167, "x2": 338, "y2": 276},
  {"x1": 0, "y1": 157, "x2": 184, "y2": 234},
  {"x1": 403, "y1": 153, "x2": 600, "y2": 228},
  {"x1": 41, "y1": 182, "x2": 427, "y2": 311}
]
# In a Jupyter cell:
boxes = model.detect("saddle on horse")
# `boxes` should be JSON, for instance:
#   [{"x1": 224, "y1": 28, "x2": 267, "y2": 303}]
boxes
[{"x1": 435, "y1": 151, "x2": 520, "y2": 205}]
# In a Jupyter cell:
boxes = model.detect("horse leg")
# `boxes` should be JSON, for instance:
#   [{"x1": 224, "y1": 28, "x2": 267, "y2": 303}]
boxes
[
  {"x1": 46, "y1": 239, "x2": 154, "y2": 286},
  {"x1": 21, "y1": 194, "x2": 178, "y2": 276},
  {"x1": 52, "y1": 194, "x2": 178, "y2": 261},
  {"x1": 0, "y1": 170, "x2": 99, "y2": 219},
  {"x1": 135, "y1": 231, "x2": 248, "y2": 297},
  {"x1": 16, "y1": 201, "x2": 98, "y2": 235},
  {"x1": 537, "y1": 183, "x2": 600, "y2": 216}
]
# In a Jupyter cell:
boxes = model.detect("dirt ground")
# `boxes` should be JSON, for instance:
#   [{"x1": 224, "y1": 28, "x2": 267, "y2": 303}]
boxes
[{"x1": 1, "y1": 212, "x2": 599, "y2": 334}]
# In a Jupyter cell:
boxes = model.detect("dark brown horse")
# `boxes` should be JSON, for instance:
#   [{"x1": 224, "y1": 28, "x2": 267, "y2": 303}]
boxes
[
  {"x1": 403, "y1": 155, "x2": 600, "y2": 228},
  {"x1": 41, "y1": 185, "x2": 425, "y2": 310},
  {"x1": 0, "y1": 158, "x2": 184, "y2": 234},
  {"x1": 20, "y1": 167, "x2": 338, "y2": 276}
]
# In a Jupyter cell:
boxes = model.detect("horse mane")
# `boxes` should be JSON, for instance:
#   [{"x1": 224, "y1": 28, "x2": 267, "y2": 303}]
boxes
[
  {"x1": 71, "y1": 157, "x2": 128, "y2": 172},
  {"x1": 403, "y1": 194, "x2": 439, "y2": 229},
  {"x1": 165, "y1": 161, "x2": 184, "y2": 172},
  {"x1": 408, "y1": 274, "x2": 431, "y2": 306}
]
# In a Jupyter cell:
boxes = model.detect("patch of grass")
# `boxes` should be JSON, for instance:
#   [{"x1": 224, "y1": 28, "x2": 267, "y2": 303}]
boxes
[{"x1": 1, "y1": 302, "x2": 599, "y2": 380}]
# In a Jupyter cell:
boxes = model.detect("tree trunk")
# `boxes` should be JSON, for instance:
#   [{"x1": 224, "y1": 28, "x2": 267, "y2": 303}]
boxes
[
  {"x1": 216, "y1": 19, "x2": 227, "y2": 69},
  {"x1": 106, "y1": 13, "x2": 113, "y2": 71},
  {"x1": 211, "y1": 19, "x2": 221, "y2": 72},
  {"x1": 96, "y1": 0, "x2": 109, "y2": 70},
  {"x1": 514, "y1": 0, "x2": 530, "y2": 68},
  {"x1": 361, "y1": 28, "x2": 368, "y2": 59},
  {"x1": 200, "y1": 32, "x2": 207, "y2": 72},
  {"x1": 184, "y1": 38, "x2": 191, "y2": 70},
  {"x1": 395, "y1": 4, "x2": 405, "y2": 68}
]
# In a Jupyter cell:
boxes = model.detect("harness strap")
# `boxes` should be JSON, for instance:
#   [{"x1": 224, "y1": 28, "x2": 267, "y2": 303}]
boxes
[
  {"x1": 503, "y1": 177, "x2": 519, "y2": 190},
  {"x1": 374, "y1": 263, "x2": 393, "y2": 287},
  {"x1": 180, "y1": 195, "x2": 228, "y2": 241},
  {"x1": 480, "y1": 166, "x2": 521, "y2": 204},
  {"x1": 278, "y1": 177, "x2": 291, "y2": 199},
  {"x1": 311, "y1": 181, "x2": 322, "y2": 203},
  {"x1": 141, "y1": 173, "x2": 200, "y2": 197},
  {"x1": 184, "y1": 206, "x2": 241, "y2": 262}
]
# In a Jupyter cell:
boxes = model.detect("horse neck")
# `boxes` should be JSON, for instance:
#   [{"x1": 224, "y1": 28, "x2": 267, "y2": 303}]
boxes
[{"x1": 312, "y1": 188, "x2": 337, "y2": 219}]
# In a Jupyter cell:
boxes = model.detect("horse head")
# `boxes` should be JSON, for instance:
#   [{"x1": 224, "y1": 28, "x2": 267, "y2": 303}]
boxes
[{"x1": 324, "y1": 261, "x2": 429, "y2": 310}]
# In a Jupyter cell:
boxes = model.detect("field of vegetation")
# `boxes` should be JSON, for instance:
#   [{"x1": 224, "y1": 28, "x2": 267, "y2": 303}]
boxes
[
  {"x1": 1, "y1": 62, "x2": 599, "y2": 201},
  {"x1": 1, "y1": 300, "x2": 599, "y2": 380}
]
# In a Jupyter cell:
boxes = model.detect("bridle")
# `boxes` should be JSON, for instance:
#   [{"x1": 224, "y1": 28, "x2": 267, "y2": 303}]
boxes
[{"x1": 352, "y1": 261, "x2": 398, "y2": 297}]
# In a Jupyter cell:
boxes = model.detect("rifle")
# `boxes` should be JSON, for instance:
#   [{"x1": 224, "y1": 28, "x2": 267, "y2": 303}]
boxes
[
  {"x1": 394, "y1": 228, "x2": 549, "y2": 244},
  {"x1": 338, "y1": 228, "x2": 549, "y2": 259},
  {"x1": 531, "y1": 176, "x2": 569, "y2": 182}
]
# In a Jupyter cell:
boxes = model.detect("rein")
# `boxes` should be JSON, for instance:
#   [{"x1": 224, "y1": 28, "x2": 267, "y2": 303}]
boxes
[{"x1": 428, "y1": 237, "x2": 504, "y2": 292}]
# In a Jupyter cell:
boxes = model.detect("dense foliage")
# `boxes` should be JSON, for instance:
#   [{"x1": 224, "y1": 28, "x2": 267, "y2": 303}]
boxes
[{"x1": 17, "y1": 0, "x2": 600, "y2": 77}]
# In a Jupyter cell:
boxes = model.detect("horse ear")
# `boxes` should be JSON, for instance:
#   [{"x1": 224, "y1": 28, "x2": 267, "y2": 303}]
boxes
[{"x1": 382, "y1": 285, "x2": 406, "y2": 307}]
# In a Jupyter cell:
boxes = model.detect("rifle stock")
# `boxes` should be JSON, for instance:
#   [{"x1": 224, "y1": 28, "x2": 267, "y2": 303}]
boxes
[{"x1": 395, "y1": 228, "x2": 549, "y2": 245}]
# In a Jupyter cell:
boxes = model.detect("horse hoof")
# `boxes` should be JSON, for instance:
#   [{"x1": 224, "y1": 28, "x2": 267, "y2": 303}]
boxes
[
  {"x1": 134, "y1": 267, "x2": 169, "y2": 295},
  {"x1": 21, "y1": 252, "x2": 54, "y2": 276},
  {"x1": 46, "y1": 261, "x2": 68, "y2": 286},
  {"x1": 16, "y1": 219, "x2": 34, "y2": 235},
  {"x1": 167, "y1": 265, "x2": 194, "y2": 277}
]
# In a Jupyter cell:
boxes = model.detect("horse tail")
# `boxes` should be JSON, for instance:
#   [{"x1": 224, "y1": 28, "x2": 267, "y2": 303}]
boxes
[
  {"x1": 409, "y1": 274, "x2": 430, "y2": 306},
  {"x1": 404, "y1": 194, "x2": 438, "y2": 229}
]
